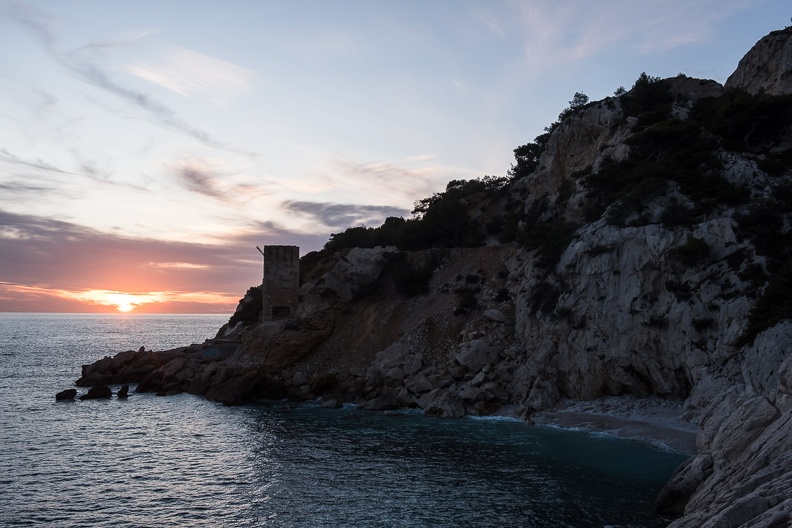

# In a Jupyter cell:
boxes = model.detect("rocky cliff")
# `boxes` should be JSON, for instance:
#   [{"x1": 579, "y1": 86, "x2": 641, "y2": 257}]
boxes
[{"x1": 77, "y1": 27, "x2": 792, "y2": 526}]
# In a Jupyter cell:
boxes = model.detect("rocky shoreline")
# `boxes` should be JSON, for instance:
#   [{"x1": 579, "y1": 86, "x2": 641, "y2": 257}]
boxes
[{"x1": 70, "y1": 27, "x2": 792, "y2": 526}]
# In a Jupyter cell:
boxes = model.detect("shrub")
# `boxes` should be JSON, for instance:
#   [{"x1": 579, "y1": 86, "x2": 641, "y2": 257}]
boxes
[
  {"x1": 735, "y1": 204, "x2": 792, "y2": 275},
  {"x1": 386, "y1": 251, "x2": 440, "y2": 297},
  {"x1": 692, "y1": 317, "x2": 715, "y2": 331},
  {"x1": 529, "y1": 282, "x2": 561, "y2": 315},
  {"x1": 495, "y1": 288, "x2": 510, "y2": 302},
  {"x1": 520, "y1": 221, "x2": 579, "y2": 271},
  {"x1": 227, "y1": 285, "x2": 263, "y2": 327},
  {"x1": 620, "y1": 72, "x2": 673, "y2": 127},
  {"x1": 691, "y1": 89, "x2": 792, "y2": 153},
  {"x1": 454, "y1": 288, "x2": 479, "y2": 315},
  {"x1": 661, "y1": 200, "x2": 696, "y2": 227},
  {"x1": 669, "y1": 238, "x2": 711, "y2": 266},
  {"x1": 644, "y1": 315, "x2": 669, "y2": 329}
]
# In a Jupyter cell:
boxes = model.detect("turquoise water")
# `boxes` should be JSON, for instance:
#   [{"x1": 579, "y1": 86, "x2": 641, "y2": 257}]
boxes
[{"x1": 0, "y1": 313, "x2": 687, "y2": 527}]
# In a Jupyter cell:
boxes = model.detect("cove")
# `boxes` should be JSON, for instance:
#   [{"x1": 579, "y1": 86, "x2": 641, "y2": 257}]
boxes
[{"x1": 235, "y1": 402, "x2": 688, "y2": 527}]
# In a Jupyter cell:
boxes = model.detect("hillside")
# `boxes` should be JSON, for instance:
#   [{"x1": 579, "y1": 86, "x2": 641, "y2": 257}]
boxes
[{"x1": 78, "y1": 27, "x2": 792, "y2": 526}]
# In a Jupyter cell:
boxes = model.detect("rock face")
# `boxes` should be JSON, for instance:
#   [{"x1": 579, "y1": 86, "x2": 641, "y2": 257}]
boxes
[
  {"x1": 75, "y1": 28, "x2": 792, "y2": 526},
  {"x1": 725, "y1": 27, "x2": 792, "y2": 95}
]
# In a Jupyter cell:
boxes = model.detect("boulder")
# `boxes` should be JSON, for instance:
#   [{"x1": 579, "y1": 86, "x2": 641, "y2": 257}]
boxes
[
  {"x1": 117, "y1": 385, "x2": 129, "y2": 399},
  {"x1": 79, "y1": 385, "x2": 113, "y2": 400},
  {"x1": 423, "y1": 391, "x2": 465, "y2": 418},
  {"x1": 456, "y1": 340, "x2": 497, "y2": 373},
  {"x1": 404, "y1": 372, "x2": 436, "y2": 394},
  {"x1": 482, "y1": 309, "x2": 507, "y2": 323},
  {"x1": 55, "y1": 388, "x2": 77, "y2": 401}
]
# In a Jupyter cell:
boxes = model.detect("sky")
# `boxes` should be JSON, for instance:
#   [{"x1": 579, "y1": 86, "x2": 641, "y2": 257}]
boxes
[{"x1": 0, "y1": 0, "x2": 789, "y2": 314}]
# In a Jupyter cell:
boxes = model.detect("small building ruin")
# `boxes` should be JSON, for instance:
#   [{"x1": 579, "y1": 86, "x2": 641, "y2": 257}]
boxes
[{"x1": 260, "y1": 245, "x2": 299, "y2": 321}]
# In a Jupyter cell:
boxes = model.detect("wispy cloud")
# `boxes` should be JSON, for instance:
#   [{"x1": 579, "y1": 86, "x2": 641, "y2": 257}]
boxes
[
  {"x1": 8, "y1": 4, "x2": 245, "y2": 152},
  {"x1": 174, "y1": 162, "x2": 227, "y2": 200},
  {"x1": 169, "y1": 159, "x2": 273, "y2": 204},
  {"x1": 0, "y1": 147, "x2": 74, "y2": 175},
  {"x1": 125, "y1": 46, "x2": 252, "y2": 106},
  {"x1": 78, "y1": 29, "x2": 160, "y2": 50},
  {"x1": 331, "y1": 158, "x2": 474, "y2": 206},
  {"x1": 283, "y1": 201, "x2": 408, "y2": 229}
]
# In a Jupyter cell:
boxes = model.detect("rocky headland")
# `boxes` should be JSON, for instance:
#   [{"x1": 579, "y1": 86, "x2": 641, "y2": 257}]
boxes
[{"x1": 75, "y1": 27, "x2": 792, "y2": 527}]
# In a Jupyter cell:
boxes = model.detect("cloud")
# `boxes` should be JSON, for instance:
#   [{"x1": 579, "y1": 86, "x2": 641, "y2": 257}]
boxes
[
  {"x1": 169, "y1": 159, "x2": 273, "y2": 204},
  {"x1": 0, "y1": 209, "x2": 247, "y2": 297},
  {"x1": 125, "y1": 46, "x2": 252, "y2": 106},
  {"x1": 175, "y1": 162, "x2": 227, "y2": 199},
  {"x1": 332, "y1": 158, "x2": 451, "y2": 202},
  {"x1": 78, "y1": 29, "x2": 160, "y2": 50},
  {"x1": 8, "y1": 4, "x2": 245, "y2": 153},
  {"x1": 0, "y1": 209, "x2": 332, "y2": 311},
  {"x1": 283, "y1": 200, "x2": 409, "y2": 229},
  {"x1": 0, "y1": 147, "x2": 74, "y2": 175}
]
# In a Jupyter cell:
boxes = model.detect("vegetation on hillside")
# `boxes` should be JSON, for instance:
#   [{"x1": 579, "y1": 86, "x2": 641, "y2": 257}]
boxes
[{"x1": 230, "y1": 71, "x2": 792, "y2": 339}]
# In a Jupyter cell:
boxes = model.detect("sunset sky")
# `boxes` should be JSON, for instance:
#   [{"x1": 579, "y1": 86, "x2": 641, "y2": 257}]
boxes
[{"x1": 1, "y1": 1, "x2": 788, "y2": 314}]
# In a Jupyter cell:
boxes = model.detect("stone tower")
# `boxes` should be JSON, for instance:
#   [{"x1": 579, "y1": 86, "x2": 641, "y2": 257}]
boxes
[{"x1": 261, "y1": 245, "x2": 299, "y2": 321}]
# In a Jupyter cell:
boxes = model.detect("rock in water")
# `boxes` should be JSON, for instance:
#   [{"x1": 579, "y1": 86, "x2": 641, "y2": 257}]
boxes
[
  {"x1": 117, "y1": 385, "x2": 129, "y2": 399},
  {"x1": 55, "y1": 388, "x2": 77, "y2": 401},
  {"x1": 79, "y1": 385, "x2": 113, "y2": 400}
]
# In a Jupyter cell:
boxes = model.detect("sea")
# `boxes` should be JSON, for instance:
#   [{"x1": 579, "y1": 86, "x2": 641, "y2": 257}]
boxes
[{"x1": 0, "y1": 313, "x2": 688, "y2": 527}]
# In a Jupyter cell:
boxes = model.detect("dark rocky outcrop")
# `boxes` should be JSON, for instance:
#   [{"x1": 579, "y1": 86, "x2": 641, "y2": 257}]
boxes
[
  {"x1": 117, "y1": 385, "x2": 129, "y2": 399},
  {"x1": 75, "y1": 27, "x2": 792, "y2": 526},
  {"x1": 55, "y1": 388, "x2": 77, "y2": 401},
  {"x1": 79, "y1": 385, "x2": 112, "y2": 400}
]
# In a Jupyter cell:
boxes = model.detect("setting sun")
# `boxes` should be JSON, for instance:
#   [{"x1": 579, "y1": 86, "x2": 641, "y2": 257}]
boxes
[
  {"x1": 0, "y1": 284, "x2": 241, "y2": 313},
  {"x1": 99, "y1": 293, "x2": 147, "y2": 312},
  {"x1": 115, "y1": 301, "x2": 137, "y2": 313}
]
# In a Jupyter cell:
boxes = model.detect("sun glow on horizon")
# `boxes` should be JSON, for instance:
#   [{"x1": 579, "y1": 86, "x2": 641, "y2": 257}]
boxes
[
  {"x1": 0, "y1": 283, "x2": 240, "y2": 312},
  {"x1": 73, "y1": 291, "x2": 156, "y2": 312}
]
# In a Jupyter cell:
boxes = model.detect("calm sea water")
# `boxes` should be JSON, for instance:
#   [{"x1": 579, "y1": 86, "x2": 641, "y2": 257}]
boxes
[{"x1": 0, "y1": 313, "x2": 687, "y2": 527}]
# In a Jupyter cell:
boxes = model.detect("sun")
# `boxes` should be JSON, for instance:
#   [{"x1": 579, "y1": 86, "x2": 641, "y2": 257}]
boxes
[
  {"x1": 103, "y1": 293, "x2": 144, "y2": 313},
  {"x1": 116, "y1": 301, "x2": 136, "y2": 313}
]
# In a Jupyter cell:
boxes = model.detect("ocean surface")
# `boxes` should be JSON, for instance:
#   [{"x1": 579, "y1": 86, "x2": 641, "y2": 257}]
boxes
[{"x1": 0, "y1": 313, "x2": 688, "y2": 527}]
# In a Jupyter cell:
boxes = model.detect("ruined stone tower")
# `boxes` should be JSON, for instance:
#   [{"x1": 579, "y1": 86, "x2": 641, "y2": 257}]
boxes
[{"x1": 261, "y1": 245, "x2": 299, "y2": 321}]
